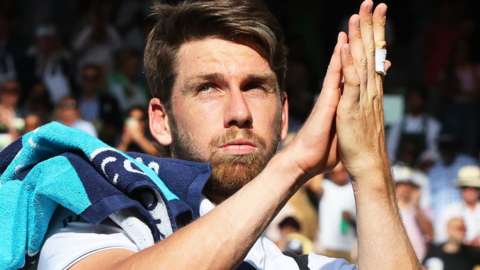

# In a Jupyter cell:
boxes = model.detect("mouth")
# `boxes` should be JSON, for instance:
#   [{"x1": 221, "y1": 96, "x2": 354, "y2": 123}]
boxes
[{"x1": 219, "y1": 139, "x2": 257, "y2": 155}]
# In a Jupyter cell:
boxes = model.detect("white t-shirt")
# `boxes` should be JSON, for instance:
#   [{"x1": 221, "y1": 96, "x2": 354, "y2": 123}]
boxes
[
  {"x1": 38, "y1": 199, "x2": 356, "y2": 270},
  {"x1": 318, "y1": 180, "x2": 357, "y2": 252}
]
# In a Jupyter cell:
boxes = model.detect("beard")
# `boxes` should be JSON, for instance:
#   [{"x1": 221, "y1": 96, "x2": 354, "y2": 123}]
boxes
[{"x1": 168, "y1": 116, "x2": 282, "y2": 203}]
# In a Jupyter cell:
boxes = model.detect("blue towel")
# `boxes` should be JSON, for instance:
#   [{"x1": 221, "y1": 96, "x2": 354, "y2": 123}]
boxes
[{"x1": 0, "y1": 122, "x2": 211, "y2": 270}]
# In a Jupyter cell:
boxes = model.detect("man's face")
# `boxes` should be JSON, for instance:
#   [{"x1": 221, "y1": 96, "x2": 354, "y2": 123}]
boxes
[
  {"x1": 395, "y1": 182, "x2": 416, "y2": 203},
  {"x1": 81, "y1": 67, "x2": 101, "y2": 94},
  {"x1": 447, "y1": 217, "x2": 466, "y2": 243},
  {"x1": 154, "y1": 38, "x2": 288, "y2": 202},
  {"x1": 462, "y1": 187, "x2": 479, "y2": 205}
]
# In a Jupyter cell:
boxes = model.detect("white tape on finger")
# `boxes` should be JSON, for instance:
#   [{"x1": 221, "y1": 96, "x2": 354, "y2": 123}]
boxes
[{"x1": 375, "y1": 48, "x2": 387, "y2": 75}]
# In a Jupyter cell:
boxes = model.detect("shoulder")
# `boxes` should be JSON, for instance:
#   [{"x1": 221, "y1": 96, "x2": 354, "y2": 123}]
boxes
[{"x1": 38, "y1": 222, "x2": 139, "y2": 270}]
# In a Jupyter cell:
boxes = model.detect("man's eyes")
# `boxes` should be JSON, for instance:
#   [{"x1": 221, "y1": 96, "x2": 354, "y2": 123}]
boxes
[
  {"x1": 242, "y1": 81, "x2": 274, "y2": 94},
  {"x1": 196, "y1": 82, "x2": 219, "y2": 94},
  {"x1": 193, "y1": 82, "x2": 273, "y2": 95}
]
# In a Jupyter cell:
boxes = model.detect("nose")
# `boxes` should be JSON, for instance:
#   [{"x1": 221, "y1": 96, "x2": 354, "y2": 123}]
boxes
[{"x1": 223, "y1": 89, "x2": 252, "y2": 128}]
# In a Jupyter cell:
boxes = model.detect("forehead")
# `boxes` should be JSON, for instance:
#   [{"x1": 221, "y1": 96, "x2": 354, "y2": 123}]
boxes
[{"x1": 174, "y1": 37, "x2": 276, "y2": 85}]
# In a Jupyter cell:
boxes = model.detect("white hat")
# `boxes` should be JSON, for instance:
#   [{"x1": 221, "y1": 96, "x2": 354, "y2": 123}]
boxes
[
  {"x1": 457, "y1": 165, "x2": 480, "y2": 188},
  {"x1": 391, "y1": 165, "x2": 421, "y2": 187}
]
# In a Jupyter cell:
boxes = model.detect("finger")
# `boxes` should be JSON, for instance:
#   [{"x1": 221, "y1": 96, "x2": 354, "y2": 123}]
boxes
[
  {"x1": 359, "y1": 0, "x2": 376, "y2": 86},
  {"x1": 308, "y1": 33, "x2": 346, "y2": 135},
  {"x1": 373, "y1": 3, "x2": 388, "y2": 93},
  {"x1": 347, "y1": 14, "x2": 367, "y2": 98},
  {"x1": 322, "y1": 32, "x2": 347, "y2": 90},
  {"x1": 384, "y1": 60, "x2": 391, "y2": 73},
  {"x1": 373, "y1": 3, "x2": 387, "y2": 50},
  {"x1": 340, "y1": 44, "x2": 361, "y2": 106}
]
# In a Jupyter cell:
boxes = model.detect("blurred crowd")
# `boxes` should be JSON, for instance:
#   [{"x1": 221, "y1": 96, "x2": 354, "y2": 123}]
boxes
[
  {"x1": 0, "y1": 0, "x2": 164, "y2": 155},
  {"x1": 0, "y1": 0, "x2": 479, "y2": 269}
]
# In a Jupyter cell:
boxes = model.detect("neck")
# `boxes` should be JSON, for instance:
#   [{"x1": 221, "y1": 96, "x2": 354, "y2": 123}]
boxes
[{"x1": 443, "y1": 240, "x2": 461, "y2": 253}]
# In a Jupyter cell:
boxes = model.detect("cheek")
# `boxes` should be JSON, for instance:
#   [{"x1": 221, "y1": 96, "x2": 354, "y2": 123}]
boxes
[
  {"x1": 172, "y1": 101, "x2": 224, "y2": 155},
  {"x1": 249, "y1": 98, "x2": 282, "y2": 134},
  {"x1": 464, "y1": 190, "x2": 479, "y2": 199}
]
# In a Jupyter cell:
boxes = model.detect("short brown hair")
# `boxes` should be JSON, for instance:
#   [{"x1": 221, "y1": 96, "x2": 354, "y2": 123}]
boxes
[{"x1": 144, "y1": 0, "x2": 287, "y2": 105}]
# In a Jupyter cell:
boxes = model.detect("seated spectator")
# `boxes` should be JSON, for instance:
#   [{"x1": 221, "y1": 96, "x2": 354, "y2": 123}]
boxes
[
  {"x1": 108, "y1": 49, "x2": 147, "y2": 112},
  {"x1": 439, "y1": 165, "x2": 480, "y2": 246},
  {"x1": 423, "y1": 217, "x2": 480, "y2": 270},
  {"x1": 23, "y1": 113, "x2": 44, "y2": 133},
  {"x1": 0, "y1": 81, "x2": 23, "y2": 149},
  {"x1": 116, "y1": 106, "x2": 161, "y2": 156},
  {"x1": 392, "y1": 165, "x2": 433, "y2": 260},
  {"x1": 23, "y1": 80, "x2": 53, "y2": 117},
  {"x1": 428, "y1": 133, "x2": 477, "y2": 240},
  {"x1": 277, "y1": 216, "x2": 314, "y2": 256},
  {"x1": 54, "y1": 96, "x2": 96, "y2": 137},
  {"x1": 387, "y1": 87, "x2": 441, "y2": 166},
  {"x1": 26, "y1": 24, "x2": 73, "y2": 104},
  {"x1": 77, "y1": 63, "x2": 121, "y2": 144},
  {"x1": 315, "y1": 163, "x2": 356, "y2": 262}
]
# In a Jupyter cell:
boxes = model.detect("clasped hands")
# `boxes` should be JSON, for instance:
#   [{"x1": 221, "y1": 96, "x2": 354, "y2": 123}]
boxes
[{"x1": 283, "y1": 0, "x2": 392, "y2": 182}]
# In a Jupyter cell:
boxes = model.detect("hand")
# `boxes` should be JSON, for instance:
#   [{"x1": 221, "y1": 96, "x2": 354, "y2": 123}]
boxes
[
  {"x1": 119, "y1": 126, "x2": 132, "y2": 146},
  {"x1": 282, "y1": 33, "x2": 347, "y2": 178},
  {"x1": 336, "y1": 1, "x2": 391, "y2": 179},
  {"x1": 127, "y1": 119, "x2": 145, "y2": 142}
]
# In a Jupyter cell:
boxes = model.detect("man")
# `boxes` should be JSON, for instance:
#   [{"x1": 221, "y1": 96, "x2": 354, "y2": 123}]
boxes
[
  {"x1": 54, "y1": 96, "x2": 97, "y2": 137},
  {"x1": 423, "y1": 217, "x2": 480, "y2": 270},
  {"x1": 39, "y1": 0, "x2": 419, "y2": 269},
  {"x1": 392, "y1": 165, "x2": 433, "y2": 260},
  {"x1": 387, "y1": 87, "x2": 441, "y2": 166},
  {"x1": 77, "y1": 63, "x2": 121, "y2": 144},
  {"x1": 316, "y1": 163, "x2": 357, "y2": 262},
  {"x1": 0, "y1": 80, "x2": 23, "y2": 150},
  {"x1": 438, "y1": 165, "x2": 480, "y2": 245},
  {"x1": 428, "y1": 133, "x2": 477, "y2": 241}
]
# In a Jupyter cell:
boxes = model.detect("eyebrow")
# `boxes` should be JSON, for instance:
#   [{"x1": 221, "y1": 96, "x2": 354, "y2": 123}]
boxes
[{"x1": 182, "y1": 72, "x2": 278, "y2": 94}]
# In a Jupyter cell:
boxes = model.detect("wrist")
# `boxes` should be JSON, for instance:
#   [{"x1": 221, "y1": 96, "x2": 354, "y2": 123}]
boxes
[
  {"x1": 347, "y1": 156, "x2": 391, "y2": 181},
  {"x1": 266, "y1": 151, "x2": 307, "y2": 190},
  {"x1": 350, "y1": 168, "x2": 395, "y2": 199}
]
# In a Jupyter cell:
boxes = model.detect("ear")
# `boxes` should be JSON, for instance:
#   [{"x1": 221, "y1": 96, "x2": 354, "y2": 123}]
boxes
[
  {"x1": 280, "y1": 93, "x2": 289, "y2": 140},
  {"x1": 149, "y1": 98, "x2": 172, "y2": 146}
]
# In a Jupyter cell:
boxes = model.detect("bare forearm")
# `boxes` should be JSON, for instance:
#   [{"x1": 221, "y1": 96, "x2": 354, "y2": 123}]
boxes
[
  {"x1": 353, "y1": 168, "x2": 421, "y2": 270},
  {"x1": 114, "y1": 152, "x2": 303, "y2": 270}
]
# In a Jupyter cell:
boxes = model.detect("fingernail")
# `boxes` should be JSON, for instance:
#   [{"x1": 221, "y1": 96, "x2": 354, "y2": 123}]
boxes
[{"x1": 363, "y1": 0, "x2": 373, "y2": 10}]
